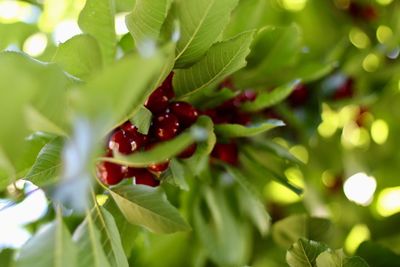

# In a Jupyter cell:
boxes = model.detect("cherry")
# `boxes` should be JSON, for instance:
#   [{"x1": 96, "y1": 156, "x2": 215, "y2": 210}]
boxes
[
  {"x1": 135, "y1": 169, "x2": 160, "y2": 187},
  {"x1": 148, "y1": 161, "x2": 170, "y2": 173},
  {"x1": 159, "y1": 72, "x2": 175, "y2": 99},
  {"x1": 109, "y1": 130, "x2": 134, "y2": 155},
  {"x1": 178, "y1": 143, "x2": 197, "y2": 159},
  {"x1": 348, "y1": 2, "x2": 377, "y2": 21},
  {"x1": 333, "y1": 78, "x2": 354, "y2": 100},
  {"x1": 152, "y1": 113, "x2": 180, "y2": 141},
  {"x1": 211, "y1": 142, "x2": 239, "y2": 166},
  {"x1": 169, "y1": 101, "x2": 198, "y2": 127},
  {"x1": 96, "y1": 161, "x2": 126, "y2": 185},
  {"x1": 120, "y1": 121, "x2": 148, "y2": 149},
  {"x1": 288, "y1": 84, "x2": 308, "y2": 107},
  {"x1": 218, "y1": 77, "x2": 235, "y2": 89},
  {"x1": 235, "y1": 90, "x2": 257, "y2": 104},
  {"x1": 234, "y1": 112, "x2": 252, "y2": 125},
  {"x1": 145, "y1": 87, "x2": 169, "y2": 114}
]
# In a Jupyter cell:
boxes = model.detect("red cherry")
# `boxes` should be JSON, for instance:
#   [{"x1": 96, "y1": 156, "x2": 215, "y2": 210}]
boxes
[
  {"x1": 159, "y1": 72, "x2": 175, "y2": 99},
  {"x1": 178, "y1": 143, "x2": 197, "y2": 159},
  {"x1": 96, "y1": 161, "x2": 126, "y2": 185},
  {"x1": 234, "y1": 112, "x2": 252, "y2": 125},
  {"x1": 362, "y1": 5, "x2": 377, "y2": 21},
  {"x1": 288, "y1": 84, "x2": 308, "y2": 107},
  {"x1": 135, "y1": 169, "x2": 160, "y2": 187},
  {"x1": 147, "y1": 161, "x2": 170, "y2": 173},
  {"x1": 235, "y1": 90, "x2": 257, "y2": 104},
  {"x1": 109, "y1": 130, "x2": 134, "y2": 155},
  {"x1": 120, "y1": 121, "x2": 148, "y2": 150},
  {"x1": 145, "y1": 87, "x2": 169, "y2": 114},
  {"x1": 152, "y1": 113, "x2": 180, "y2": 141},
  {"x1": 211, "y1": 142, "x2": 239, "y2": 166},
  {"x1": 169, "y1": 101, "x2": 198, "y2": 127},
  {"x1": 125, "y1": 167, "x2": 143, "y2": 178},
  {"x1": 333, "y1": 78, "x2": 354, "y2": 100},
  {"x1": 218, "y1": 77, "x2": 236, "y2": 89}
]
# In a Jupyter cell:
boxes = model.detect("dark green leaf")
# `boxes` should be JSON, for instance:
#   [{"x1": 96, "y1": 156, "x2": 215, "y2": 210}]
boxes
[
  {"x1": 173, "y1": 31, "x2": 255, "y2": 98},
  {"x1": 110, "y1": 185, "x2": 191, "y2": 234},
  {"x1": 0, "y1": 249, "x2": 14, "y2": 267},
  {"x1": 54, "y1": 34, "x2": 102, "y2": 79},
  {"x1": 214, "y1": 119, "x2": 284, "y2": 138},
  {"x1": 286, "y1": 238, "x2": 329, "y2": 267},
  {"x1": 356, "y1": 241, "x2": 400, "y2": 267}
]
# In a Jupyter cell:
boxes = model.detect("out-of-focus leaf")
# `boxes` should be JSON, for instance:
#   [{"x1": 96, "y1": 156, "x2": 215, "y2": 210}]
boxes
[
  {"x1": 241, "y1": 80, "x2": 300, "y2": 112},
  {"x1": 126, "y1": 0, "x2": 172, "y2": 45},
  {"x1": 0, "y1": 248, "x2": 13, "y2": 267},
  {"x1": 316, "y1": 249, "x2": 369, "y2": 267},
  {"x1": 169, "y1": 159, "x2": 190, "y2": 191},
  {"x1": 54, "y1": 34, "x2": 102, "y2": 79},
  {"x1": 286, "y1": 238, "x2": 328, "y2": 267},
  {"x1": 110, "y1": 185, "x2": 191, "y2": 234},
  {"x1": 250, "y1": 139, "x2": 303, "y2": 165},
  {"x1": 173, "y1": 0, "x2": 239, "y2": 67},
  {"x1": 25, "y1": 137, "x2": 63, "y2": 187},
  {"x1": 273, "y1": 214, "x2": 332, "y2": 248},
  {"x1": 72, "y1": 211, "x2": 111, "y2": 267},
  {"x1": 130, "y1": 106, "x2": 152, "y2": 135},
  {"x1": 78, "y1": 0, "x2": 116, "y2": 64},
  {"x1": 173, "y1": 31, "x2": 255, "y2": 97},
  {"x1": 16, "y1": 213, "x2": 77, "y2": 267},
  {"x1": 356, "y1": 241, "x2": 400, "y2": 267},
  {"x1": 0, "y1": 22, "x2": 37, "y2": 50},
  {"x1": 214, "y1": 119, "x2": 284, "y2": 138}
]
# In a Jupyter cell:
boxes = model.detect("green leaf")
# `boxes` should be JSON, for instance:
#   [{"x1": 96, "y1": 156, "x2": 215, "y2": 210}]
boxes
[
  {"x1": 130, "y1": 106, "x2": 152, "y2": 135},
  {"x1": 54, "y1": 34, "x2": 102, "y2": 79},
  {"x1": 316, "y1": 250, "x2": 369, "y2": 267},
  {"x1": 25, "y1": 137, "x2": 63, "y2": 187},
  {"x1": 273, "y1": 214, "x2": 332, "y2": 248},
  {"x1": 241, "y1": 80, "x2": 300, "y2": 112},
  {"x1": 110, "y1": 185, "x2": 191, "y2": 234},
  {"x1": 173, "y1": 0, "x2": 239, "y2": 67},
  {"x1": 225, "y1": 165, "x2": 270, "y2": 235},
  {"x1": 78, "y1": 0, "x2": 116, "y2": 64},
  {"x1": 126, "y1": 0, "x2": 172, "y2": 45},
  {"x1": 214, "y1": 119, "x2": 284, "y2": 138},
  {"x1": 173, "y1": 31, "x2": 255, "y2": 98},
  {"x1": 72, "y1": 51, "x2": 165, "y2": 135},
  {"x1": 168, "y1": 158, "x2": 190, "y2": 191},
  {"x1": 235, "y1": 25, "x2": 301, "y2": 87},
  {"x1": 90, "y1": 205, "x2": 129, "y2": 267},
  {"x1": 250, "y1": 139, "x2": 303, "y2": 165},
  {"x1": 0, "y1": 22, "x2": 37, "y2": 50},
  {"x1": 72, "y1": 210, "x2": 112, "y2": 267},
  {"x1": 16, "y1": 213, "x2": 77, "y2": 267},
  {"x1": 0, "y1": 249, "x2": 13, "y2": 267},
  {"x1": 356, "y1": 241, "x2": 400, "y2": 267},
  {"x1": 286, "y1": 238, "x2": 329, "y2": 267}
]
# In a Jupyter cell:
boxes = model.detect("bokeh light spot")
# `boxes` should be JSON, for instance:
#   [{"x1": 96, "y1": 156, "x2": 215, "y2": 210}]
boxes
[
  {"x1": 349, "y1": 28, "x2": 370, "y2": 49},
  {"x1": 343, "y1": 173, "x2": 377, "y2": 206},
  {"x1": 376, "y1": 187, "x2": 400, "y2": 217},
  {"x1": 371, "y1": 119, "x2": 389, "y2": 144},
  {"x1": 376, "y1": 0, "x2": 393, "y2": 5},
  {"x1": 345, "y1": 224, "x2": 370, "y2": 253},
  {"x1": 376, "y1": 25, "x2": 393, "y2": 44},
  {"x1": 289, "y1": 145, "x2": 309, "y2": 164},
  {"x1": 23, "y1": 33, "x2": 48, "y2": 57},
  {"x1": 279, "y1": 0, "x2": 308, "y2": 11},
  {"x1": 362, "y1": 53, "x2": 380, "y2": 72}
]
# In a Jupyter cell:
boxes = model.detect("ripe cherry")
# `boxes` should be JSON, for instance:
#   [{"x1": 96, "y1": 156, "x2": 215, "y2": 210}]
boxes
[
  {"x1": 152, "y1": 113, "x2": 180, "y2": 141},
  {"x1": 169, "y1": 101, "x2": 198, "y2": 127},
  {"x1": 333, "y1": 78, "x2": 354, "y2": 100},
  {"x1": 178, "y1": 143, "x2": 197, "y2": 159},
  {"x1": 159, "y1": 72, "x2": 175, "y2": 99},
  {"x1": 235, "y1": 90, "x2": 257, "y2": 104},
  {"x1": 148, "y1": 161, "x2": 170, "y2": 173},
  {"x1": 234, "y1": 112, "x2": 252, "y2": 125},
  {"x1": 288, "y1": 84, "x2": 308, "y2": 107},
  {"x1": 135, "y1": 169, "x2": 160, "y2": 187},
  {"x1": 211, "y1": 142, "x2": 239, "y2": 166},
  {"x1": 109, "y1": 130, "x2": 134, "y2": 155},
  {"x1": 145, "y1": 87, "x2": 169, "y2": 114},
  {"x1": 121, "y1": 121, "x2": 148, "y2": 149},
  {"x1": 96, "y1": 161, "x2": 126, "y2": 185}
]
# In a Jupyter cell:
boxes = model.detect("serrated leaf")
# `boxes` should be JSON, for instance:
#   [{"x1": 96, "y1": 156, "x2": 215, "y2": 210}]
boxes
[
  {"x1": 173, "y1": 31, "x2": 255, "y2": 98},
  {"x1": 78, "y1": 0, "x2": 116, "y2": 64},
  {"x1": 241, "y1": 80, "x2": 300, "y2": 112},
  {"x1": 16, "y1": 213, "x2": 77, "y2": 267},
  {"x1": 225, "y1": 165, "x2": 270, "y2": 235},
  {"x1": 286, "y1": 238, "x2": 329, "y2": 267},
  {"x1": 110, "y1": 185, "x2": 191, "y2": 234},
  {"x1": 73, "y1": 211, "x2": 112, "y2": 267},
  {"x1": 25, "y1": 137, "x2": 63, "y2": 187},
  {"x1": 130, "y1": 106, "x2": 152, "y2": 135},
  {"x1": 173, "y1": 0, "x2": 239, "y2": 67},
  {"x1": 214, "y1": 119, "x2": 284, "y2": 138},
  {"x1": 54, "y1": 34, "x2": 102, "y2": 79},
  {"x1": 90, "y1": 205, "x2": 129, "y2": 267},
  {"x1": 72, "y1": 52, "x2": 165, "y2": 135},
  {"x1": 273, "y1": 214, "x2": 332, "y2": 249},
  {"x1": 316, "y1": 250, "x2": 369, "y2": 267},
  {"x1": 126, "y1": 0, "x2": 172, "y2": 44}
]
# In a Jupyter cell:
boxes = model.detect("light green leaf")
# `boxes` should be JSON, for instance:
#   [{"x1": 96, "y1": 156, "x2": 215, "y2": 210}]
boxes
[
  {"x1": 250, "y1": 139, "x2": 303, "y2": 165},
  {"x1": 54, "y1": 34, "x2": 102, "y2": 79},
  {"x1": 126, "y1": 0, "x2": 172, "y2": 44},
  {"x1": 225, "y1": 165, "x2": 270, "y2": 235},
  {"x1": 173, "y1": 0, "x2": 239, "y2": 67},
  {"x1": 241, "y1": 80, "x2": 300, "y2": 112},
  {"x1": 25, "y1": 137, "x2": 63, "y2": 187},
  {"x1": 72, "y1": 51, "x2": 165, "y2": 135},
  {"x1": 130, "y1": 106, "x2": 152, "y2": 135},
  {"x1": 173, "y1": 31, "x2": 255, "y2": 97},
  {"x1": 25, "y1": 106, "x2": 68, "y2": 137},
  {"x1": 16, "y1": 213, "x2": 77, "y2": 267},
  {"x1": 286, "y1": 238, "x2": 329, "y2": 267},
  {"x1": 273, "y1": 214, "x2": 332, "y2": 249},
  {"x1": 78, "y1": 0, "x2": 116, "y2": 64},
  {"x1": 73, "y1": 211, "x2": 112, "y2": 267},
  {"x1": 169, "y1": 158, "x2": 190, "y2": 191},
  {"x1": 316, "y1": 250, "x2": 369, "y2": 267},
  {"x1": 214, "y1": 119, "x2": 284, "y2": 138},
  {"x1": 0, "y1": 22, "x2": 37, "y2": 50},
  {"x1": 91, "y1": 205, "x2": 129, "y2": 267},
  {"x1": 110, "y1": 185, "x2": 191, "y2": 234}
]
